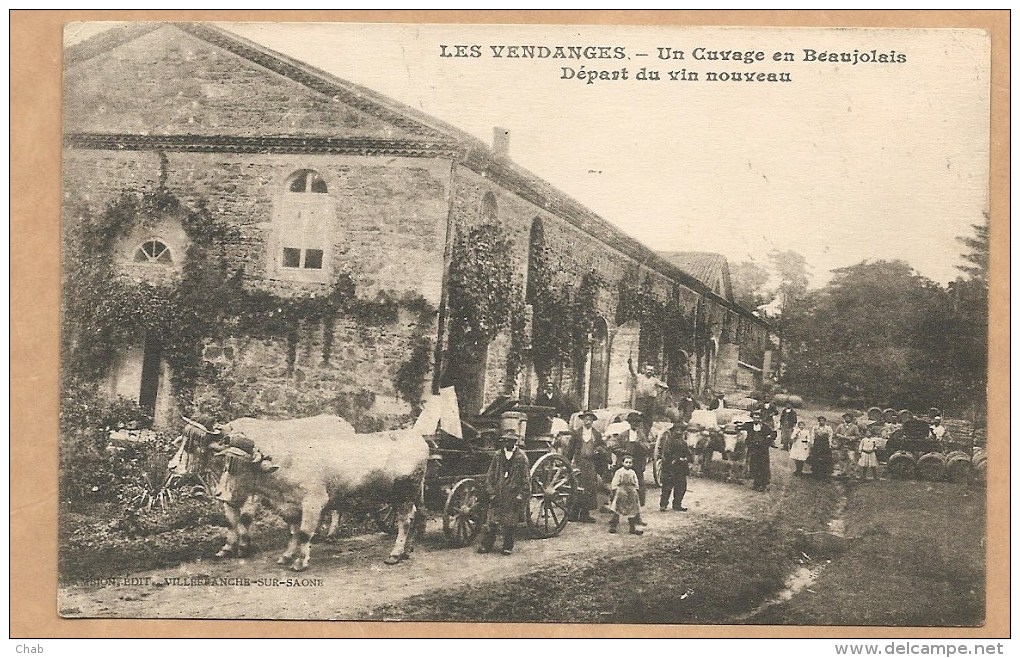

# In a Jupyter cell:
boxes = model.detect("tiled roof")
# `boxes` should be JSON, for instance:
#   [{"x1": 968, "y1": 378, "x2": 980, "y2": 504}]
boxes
[
  {"x1": 659, "y1": 252, "x2": 728, "y2": 290},
  {"x1": 65, "y1": 22, "x2": 768, "y2": 328}
]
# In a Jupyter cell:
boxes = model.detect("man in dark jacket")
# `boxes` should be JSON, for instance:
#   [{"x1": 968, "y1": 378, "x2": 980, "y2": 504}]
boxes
[
  {"x1": 760, "y1": 396, "x2": 780, "y2": 427},
  {"x1": 779, "y1": 402, "x2": 798, "y2": 450},
  {"x1": 659, "y1": 421, "x2": 693, "y2": 511},
  {"x1": 742, "y1": 410, "x2": 777, "y2": 492},
  {"x1": 478, "y1": 430, "x2": 531, "y2": 555},
  {"x1": 563, "y1": 411, "x2": 607, "y2": 523},
  {"x1": 677, "y1": 390, "x2": 699, "y2": 425}
]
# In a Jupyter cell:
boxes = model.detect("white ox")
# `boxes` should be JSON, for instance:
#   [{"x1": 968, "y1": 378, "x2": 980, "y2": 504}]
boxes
[{"x1": 168, "y1": 414, "x2": 429, "y2": 571}]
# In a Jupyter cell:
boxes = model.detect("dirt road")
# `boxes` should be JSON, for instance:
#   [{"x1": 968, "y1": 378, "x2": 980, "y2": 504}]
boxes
[{"x1": 59, "y1": 457, "x2": 783, "y2": 620}]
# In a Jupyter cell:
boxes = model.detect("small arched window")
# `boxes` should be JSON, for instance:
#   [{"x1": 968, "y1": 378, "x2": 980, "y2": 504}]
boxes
[
  {"x1": 287, "y1": 169, "x2": 328, "y2": 194},
  {"x1": 481, "y1": 192, "x2": 497, "y2": 222},
  {"x1": 133, "y1": 239, "x2": 173, "y2": 264}
]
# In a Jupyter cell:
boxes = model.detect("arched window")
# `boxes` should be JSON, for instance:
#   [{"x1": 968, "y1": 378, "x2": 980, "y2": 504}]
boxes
[
  {"x1": 481, "y1": 192, "x2": 497, "y2": 222},
  {"x1": 288, "y1": 169, "x2": 328, "y2": 194},
  {"x1": 273, "y1": 169, "x2": 334, "y2": 280},
  {"x1": 133, "y1": 239, "x2": 173, "y2": 264}
]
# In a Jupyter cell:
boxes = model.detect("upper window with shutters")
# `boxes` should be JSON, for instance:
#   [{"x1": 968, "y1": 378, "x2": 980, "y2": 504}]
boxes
[{"x1": 271, "y1": 169, "x2": 334, "y2": 283}]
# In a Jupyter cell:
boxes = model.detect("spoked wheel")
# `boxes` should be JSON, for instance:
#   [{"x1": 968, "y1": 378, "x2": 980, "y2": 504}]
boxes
[
  {"x1": 652, "y1": 433, "x2": 664, "y2": 487},
  {"x1": 372, "y1": 503, "x2": 399, "y2": 535},
  {"x1": 527, "y1": 453, "x2": 577, "y2": 538},
  {"x1": 443, "y1": 478, "x2": 484, "y2": 547}
]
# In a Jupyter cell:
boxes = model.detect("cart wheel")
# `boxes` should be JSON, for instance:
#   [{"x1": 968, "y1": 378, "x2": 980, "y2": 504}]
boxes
[
  {"x1": 443, "y1": 478, "x2": 484, "y2": 547},
  {"x1": 886, "y1": 451, "x2": 916, "y2": 480},
  {"x1": 528, "y1": 453, "x2": 577, "y2": 538},
  {"x1": 372, "y1": 503, "x2": 399, "y2": 535},
  {"x1": 652, "y1": 432, "x2": 664, "y2": 487}
]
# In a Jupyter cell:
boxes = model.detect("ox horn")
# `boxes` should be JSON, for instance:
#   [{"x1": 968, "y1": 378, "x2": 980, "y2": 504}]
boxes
[{"x1": 181, "y1": 414, "x2": 210, "y2": 433}]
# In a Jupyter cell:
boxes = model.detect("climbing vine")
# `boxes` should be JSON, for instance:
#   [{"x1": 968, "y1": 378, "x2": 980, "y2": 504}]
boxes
[
  {"x1": 444, "y1": 223, "x2": 517, "y2": 384},
  {"x1": 63, "y1": 187, "x2": 436, "y2": 413},
  {"x1": 525, "y1": 224, "x2": 605, "y2": 383}
]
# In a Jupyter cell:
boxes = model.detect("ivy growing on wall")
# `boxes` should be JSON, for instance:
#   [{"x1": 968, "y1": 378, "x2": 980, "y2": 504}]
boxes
[
  {"x1": 63, "y1": 187, "x2": 436, "y2": 413},
  {"x1": 443, "y1": 223, "x2": 518, "y2": 394},
  {"x1": 525, "y1": 223, "x2": 605, "y2": 385}
]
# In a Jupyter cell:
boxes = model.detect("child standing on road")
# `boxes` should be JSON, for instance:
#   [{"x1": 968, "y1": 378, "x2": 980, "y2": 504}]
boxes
[
  {"x1": 857, "y1": 432, "x2": 880, "y2": 481},
  {"x1": 789, "y1": 421, "x2": 812, "y2": 475},
  {"x1": 609, "y1": 454, "x2": 643, "y2": 536}
]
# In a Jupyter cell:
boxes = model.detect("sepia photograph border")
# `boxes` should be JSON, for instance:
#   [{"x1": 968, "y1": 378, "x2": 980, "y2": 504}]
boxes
[{"x1": 10, "y1": 8, "x2": 1010, "y2": 639}]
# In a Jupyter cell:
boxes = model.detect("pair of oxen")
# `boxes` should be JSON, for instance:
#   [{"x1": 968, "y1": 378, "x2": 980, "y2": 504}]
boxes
[{"x1": 168, "y1": 413, "x2": 430, "y2": 571}]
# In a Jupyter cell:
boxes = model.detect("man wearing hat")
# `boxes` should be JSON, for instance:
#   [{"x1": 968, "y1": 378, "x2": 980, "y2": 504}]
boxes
[
  {"x1": 930, "y1": 416, "x2": 947, "y2": 441},
  {"x1": 564, "y1": 411, "x2": 607, "y2": 523},
  {"x1": 834, "y1": 412, "x2": 862, "y2": 478},
  {"x1": 708, "y1": 392, "x2": 727, "y2": 411},
  {"x1": 742, "y1": 410, "x2": 777, "y2": 492},
  {"x1": 659, "y1": 419, "x2": 693, "y2": 511},
  {"x1": 478, "y1": 429, "x2": 531, "y2": 555}
]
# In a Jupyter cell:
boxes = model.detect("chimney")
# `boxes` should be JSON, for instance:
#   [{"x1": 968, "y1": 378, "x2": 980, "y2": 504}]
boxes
[{"x1": 493, "y1": 126, "x2": 510, "y2": 159}]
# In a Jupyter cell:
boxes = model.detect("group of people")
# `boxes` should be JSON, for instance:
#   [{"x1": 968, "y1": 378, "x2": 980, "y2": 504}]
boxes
[
  {"x1": 786, "y1": 413, "x2": 881, "y2": 480},
  {"x1": 474, "y1": 370, "x2": 913, "y2": 557},
  {"x1": 475, "y1": 407, "x2": 666, "y2": 556}
]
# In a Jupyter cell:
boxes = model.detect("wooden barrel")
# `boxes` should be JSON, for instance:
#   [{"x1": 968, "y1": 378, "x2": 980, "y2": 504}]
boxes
[
  {"x1": 886, "y1": 451, "x2": 916, "y2": 479},
  {"x1": 898, "y1": 409, "x2": 914, "y2": 424},
  {"x1": 501, "y1": 412, "x2": 527, "y2": 439},
  {"x1": 972, "y1": 448, "x2": 987, "y2": 463},
  {"x1": 916, "y1": 452, "x2": 947, "y2": 481},
  {"x1": 773, "y1": 393, "x2": 790, "y2": 406},
  {"x1": 788, "y1": 395, "x2": 804, "y2": 408},
  {"x1": 883, "y1": 408, "x2": 899, "y2": 423},
  {"x1": 867, "y1": 407, "x2": 884, "y2": 422},
  {"x1": 945, "y1": 451, "x2": 972, "y2": 483},
  {"x1": 974, "y1": 458, "x2": 987, "y2": 483}
]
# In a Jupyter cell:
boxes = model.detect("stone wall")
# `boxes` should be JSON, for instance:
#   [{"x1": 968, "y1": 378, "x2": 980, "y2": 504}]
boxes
[
  {"x1": 195, "y1": 307, "x2": 431, "y2": 430},
  {"x1": 63, "y1": 147, "x2": 448, "y2": 426},
  {"x1": 62, "y1": 149, "x2": 450, "y2": 304}
]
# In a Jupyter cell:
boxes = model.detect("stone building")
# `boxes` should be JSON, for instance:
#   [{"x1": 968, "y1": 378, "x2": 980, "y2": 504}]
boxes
[{"x1": 62, "y1": 23, "x2": 770, "y2": 428}]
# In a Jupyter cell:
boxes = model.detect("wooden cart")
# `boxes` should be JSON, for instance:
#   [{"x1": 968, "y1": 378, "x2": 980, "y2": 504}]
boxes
[{"x1": 423, "y1": 397, "x2": 579, "y2": 547}]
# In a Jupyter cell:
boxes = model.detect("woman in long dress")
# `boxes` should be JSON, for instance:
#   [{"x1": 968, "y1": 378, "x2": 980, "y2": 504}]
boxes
[
  {"x1": 608, "y1": 454, "x2": 643, "y2": 535},
  {"x1": 809, "y1": 416, "x2": 834, "y2": 479}
]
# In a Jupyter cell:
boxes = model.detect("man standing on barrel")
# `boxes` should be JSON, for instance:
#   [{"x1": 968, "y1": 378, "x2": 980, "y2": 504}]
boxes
[{"x1": 629, "y1": 358, "x2": 668, "y2": 435}]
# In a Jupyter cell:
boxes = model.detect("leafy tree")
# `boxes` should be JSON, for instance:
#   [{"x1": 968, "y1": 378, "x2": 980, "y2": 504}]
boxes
[
  {"x1": 767, "y1": 249, "x2": 811, "y2": 383},
  {"x1": 730, "y1": 259, "x2": 770, "y2": 310}
]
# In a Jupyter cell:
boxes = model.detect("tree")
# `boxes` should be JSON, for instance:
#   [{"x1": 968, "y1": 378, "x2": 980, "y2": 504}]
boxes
[
  {"x1": 730, "y1": 259, "x2": 770, "y2": 310},
  {"x1": 956, "y1": 212, "x2": 990, "y2": 284},
  {"x1": 767, "y1": 249, "x2": 811, "y2": 384}
]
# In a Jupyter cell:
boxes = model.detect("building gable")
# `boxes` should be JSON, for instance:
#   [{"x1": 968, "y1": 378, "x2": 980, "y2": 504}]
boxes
[
  {"x1": 659, "y1": 251, "x2": 734, "y2": 302},
  {"x1": 64, "y1": 23, "x2": 440, "y2": 141}
]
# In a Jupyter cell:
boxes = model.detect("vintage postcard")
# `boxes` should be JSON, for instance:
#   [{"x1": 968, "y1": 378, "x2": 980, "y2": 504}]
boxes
[{"x1": 51, "y1": 19, "x2": 993, "y2": 628}]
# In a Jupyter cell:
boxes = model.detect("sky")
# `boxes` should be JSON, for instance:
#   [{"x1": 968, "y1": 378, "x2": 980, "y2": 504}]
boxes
[{"x1": 65, "y1": 22, "x2": 991, "y2": 288}]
